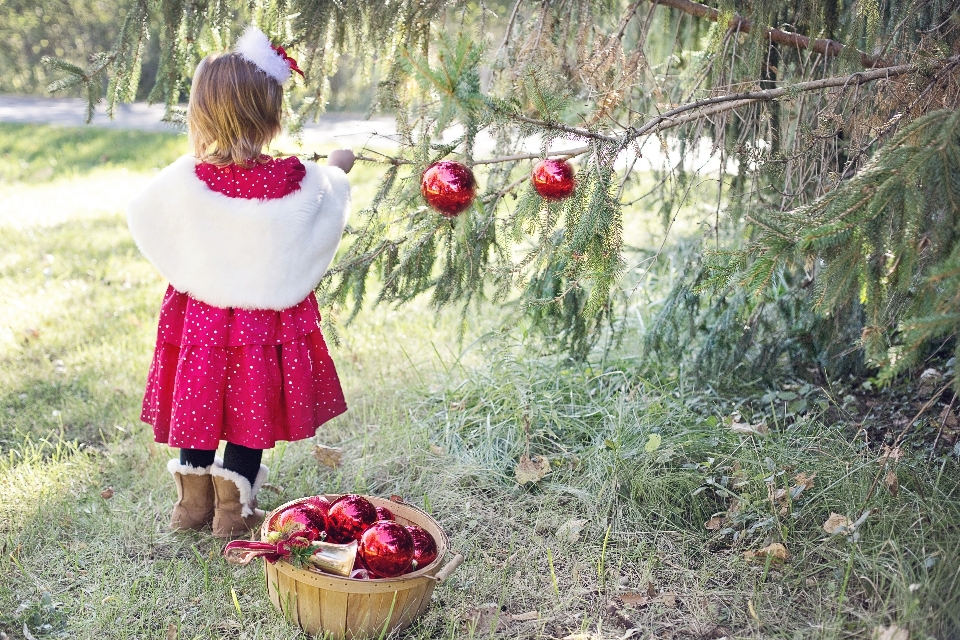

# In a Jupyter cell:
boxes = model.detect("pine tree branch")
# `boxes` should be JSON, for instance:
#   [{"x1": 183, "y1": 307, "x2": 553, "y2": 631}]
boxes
[
  {"x1": 317, "y1": 60, "x2": 954, "y2": 180},
  {"x1": 499, "y1": 59, "x2": 952, "y2": 153},
  {"x1": 650, "y1": 0, "x2": 890, "y2": 68},
  {"x1": 507, "y1": 114, "x2": 619, "y2": 144},
  {"x1": 472, "y1": 146, "x2": 591, "y2": 165},
  {"x1": 493, "y1": 0, "x2": 524, "y2": 61},
  {"x1": 614, "y1": 1, "x2": 644, "y2": 42},
  {"x1": 630, "y1": 60, "x2": 952, "y2": 138}
]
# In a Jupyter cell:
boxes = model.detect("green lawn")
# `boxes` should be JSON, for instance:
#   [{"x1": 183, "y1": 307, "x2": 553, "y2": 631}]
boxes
[{"x1": 1, "y1": 123, "x2": 959, "y2": 640}]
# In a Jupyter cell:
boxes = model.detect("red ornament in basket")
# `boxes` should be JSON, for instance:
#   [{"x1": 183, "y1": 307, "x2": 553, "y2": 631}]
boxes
[
  {"x1": 406, "y1": 524, "x2": 438, "y2": 570},
  {"x1": 326, "y1": 494, "x2": 379, "y2": 543},
  {"x1": 359, "y1": 521, "x2": 415, "y2": 578}
]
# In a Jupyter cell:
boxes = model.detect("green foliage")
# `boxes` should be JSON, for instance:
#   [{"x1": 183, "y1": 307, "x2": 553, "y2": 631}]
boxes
[
  {"x1": 0, "y1": 0, "x2": 147, "y2": 96},
  {"x1": 25, "y1": 0, "x2": 960, "y2": 374},
  {"x1": 1, "y1": 138, "x2": 959, "y2": 636},
  {"x1": 706, "y1": 109, "x2": 960, "y2": 385}
]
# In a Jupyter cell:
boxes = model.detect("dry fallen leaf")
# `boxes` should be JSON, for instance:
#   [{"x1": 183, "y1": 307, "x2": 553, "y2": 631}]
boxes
[
  {"x1": 516, "y1": 454, "x2": 550, "y2": 484},
  {"x1": 793, "y1": 472, "x2": 816, "y2": 490},
  {"x1": 823, "y1": 512, "x2": 853, "y2": 535},
  {"x1": 939, "y1": 405, "x2": 959, "y2": 428},
  {"x1": 729, "y1": 419, "x2": 768, "y2": 436},
  {"x1": 621, "y1": 593, "x2": 649, "y2": 607},
  {"x1": 704, "y1": 516, "x2": 724, "y2": 530},
  {"x1": 311, "y1": 444, "x2": 343, "y2": 468},
  {"x1": 511, "y1": 611, "x2": 539, "y2": 622},
  {"x1": 100, "y1": 486, "x2": 114, "y2": 500},
  {"x1": 873, "y1": 624, "x2": 908, "y2": 640},
  {"x1": 463, "y1": 604, "x2": 507, "y2": 632},
  {"x1": 743, "y1": 542, "x2": 789, "y2": 563},
  {"x1": 556, "y1": 518, "x2": 587, "y2": 543},
  {"x1": 878, "y1": 445, "x2": 903, "y2": 464},
  {"x1": 165, "y1": 622, "x2": 178, "y2": 640},
  {"x1": 884, "y1": 469, "x2": 899, "y2": 496},
  {"x1": 918, "y1": 368, "x2": 942, "y2": 396}
]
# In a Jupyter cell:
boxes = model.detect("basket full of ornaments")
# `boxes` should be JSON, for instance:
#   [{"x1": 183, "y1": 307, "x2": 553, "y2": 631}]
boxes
[{"x1": 224, "y1": 494, "x2": 463, "y2": 639}]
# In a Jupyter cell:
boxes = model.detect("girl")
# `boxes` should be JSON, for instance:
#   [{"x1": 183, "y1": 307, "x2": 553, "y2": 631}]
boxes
[{"x1": 127, "y1": 26, "x2": 354, "y2": 539}]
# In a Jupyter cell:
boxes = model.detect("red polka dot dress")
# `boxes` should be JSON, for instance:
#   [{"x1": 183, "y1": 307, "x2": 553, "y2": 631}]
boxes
[{"x1": 141, "y1": 156, "x2": 348, "y2": 450}]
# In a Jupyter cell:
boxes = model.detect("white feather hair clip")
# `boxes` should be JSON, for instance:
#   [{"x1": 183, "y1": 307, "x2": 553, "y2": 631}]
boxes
[{"x1": 235, "y1": 26, "x2": 304, "y2": 84}]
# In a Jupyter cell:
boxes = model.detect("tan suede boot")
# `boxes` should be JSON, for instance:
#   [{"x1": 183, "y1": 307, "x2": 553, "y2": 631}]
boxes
[
  {"x1": 210, "y1": 460, "x2": 268, "y2": 539},
  {"x1": 168, "y1": 459, "x2": 215, "y2": 531}
]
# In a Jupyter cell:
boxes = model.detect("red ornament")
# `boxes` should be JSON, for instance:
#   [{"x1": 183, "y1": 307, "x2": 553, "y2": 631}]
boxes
[
  {"x1": 349, "y1": 568, "x2": 372, "y2": 580},
  {"x1": 303, "y1": 495, "x2": 332, "y2": 521},
  {"x1": 375, "y1": 506, "x2": 395, "y2": 522},
  {"x1": 326, "y1": 495, "x2": 378, "y2": 543},
  {"x1": 270, "y1": 506, "x2": 322, "y2": 541},
  {"x1": 406, "y1": 525, "x2": 438, "y2": 570},
  {"x1": 532, "y1": 158, "x2": 575, "y2": 200},
  {"x1": 421, "y1": 161, "x2": 476, "y2": 217},
  {"x1": 359, "y1": 521, "x2": 415, "y2": 578}
]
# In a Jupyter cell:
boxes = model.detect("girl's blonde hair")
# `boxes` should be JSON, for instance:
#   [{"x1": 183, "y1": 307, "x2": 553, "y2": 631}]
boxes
[{"x1": 187, "y1": 53, "x2": 283, "y2": 167}]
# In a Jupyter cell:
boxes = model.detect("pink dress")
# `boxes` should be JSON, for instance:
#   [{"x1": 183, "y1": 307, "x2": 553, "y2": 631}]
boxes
[{"x1": 141, "y1": 156, "x2": 348, "y2": 450}]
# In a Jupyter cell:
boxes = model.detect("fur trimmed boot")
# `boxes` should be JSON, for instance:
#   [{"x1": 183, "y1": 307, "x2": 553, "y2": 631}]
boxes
[
  {"x1": 168, "y1": 459, "x2": 215, "y2": 531},
  {"x1": 210, "y1": 460, "x2": 268, "y2": 539}
]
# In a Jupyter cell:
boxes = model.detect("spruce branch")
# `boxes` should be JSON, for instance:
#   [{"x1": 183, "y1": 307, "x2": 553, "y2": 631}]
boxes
[
  {"x1": 649, "y1": 0, "x2": 890, "y2": 68},
  {"x1": 630, "y1": 61, "x2": 948, "y2": 138}
]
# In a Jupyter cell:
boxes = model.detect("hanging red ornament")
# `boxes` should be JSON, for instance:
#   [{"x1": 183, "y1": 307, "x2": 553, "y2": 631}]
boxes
[
  {"x1": 358, "y1": 521, "x2": 415, "y2": 578},
  {"x1": 325, "y1": 495, "x2": 378, "y2": 543},
  {"x1": 375, "y1": 506, "x2": 395, "y2": 522},
  {"x1": 532, "y1": 158, "x2": 576, "y2": 200},
  {"x1": 421, "y1": 161, "x2": 476, "y2": 217},
  {"x1": 405, "y1": 525, "x2": 438, "y2": 571}
]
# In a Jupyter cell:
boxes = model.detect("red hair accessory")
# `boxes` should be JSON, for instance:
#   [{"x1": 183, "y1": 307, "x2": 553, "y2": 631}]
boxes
[{"x1": 271, "y1": 44, "x2": 304, "y2": 78}]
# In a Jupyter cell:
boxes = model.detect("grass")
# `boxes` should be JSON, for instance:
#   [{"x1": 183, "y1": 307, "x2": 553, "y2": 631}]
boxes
[
  {"x1": 1, "y1": 123, "x2": 959, "y2": 639},
  {"x1": 0, "y1": 123, "x2": 186, "y2": 184}
]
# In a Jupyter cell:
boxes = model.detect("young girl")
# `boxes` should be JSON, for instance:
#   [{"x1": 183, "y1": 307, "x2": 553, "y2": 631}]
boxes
[{"x1": 127, "y1": 26, "x2": 354, "y2": 539}]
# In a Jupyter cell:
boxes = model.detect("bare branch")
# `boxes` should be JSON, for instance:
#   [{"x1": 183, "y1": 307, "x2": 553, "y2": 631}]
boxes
[
  {"x1": 651, "y1": 0, "x2": 890, "y2": 68},
  {"x1": 631, "y1": 61, "x2": 937, "y2": 137},
  {"x1": 472, "y1": 146, "x2": 591, "y2": 165},
  {"x1": 507, "y1": 113, "x2": 619, "y2": 143}
]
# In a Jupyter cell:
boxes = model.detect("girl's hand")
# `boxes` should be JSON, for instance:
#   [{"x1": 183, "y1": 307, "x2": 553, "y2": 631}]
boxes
[{"x1": 327, "y1": 149, "x2": 355, "y2": 174}]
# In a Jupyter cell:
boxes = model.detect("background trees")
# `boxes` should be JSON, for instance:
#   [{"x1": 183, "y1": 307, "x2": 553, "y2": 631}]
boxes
[{"x1": 31, "y1": 0, "x2": 960, "y2": 384}]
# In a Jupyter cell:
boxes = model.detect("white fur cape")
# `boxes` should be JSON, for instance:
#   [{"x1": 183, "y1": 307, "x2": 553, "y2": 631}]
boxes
[{"x1": 127, "y1": 155, "x2": 350, "y2": 310}]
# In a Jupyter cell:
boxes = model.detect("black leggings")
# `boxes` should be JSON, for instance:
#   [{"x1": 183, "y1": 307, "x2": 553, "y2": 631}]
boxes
[{"x1": 180, "y1": 443, "x2": 263, "y2": 487}]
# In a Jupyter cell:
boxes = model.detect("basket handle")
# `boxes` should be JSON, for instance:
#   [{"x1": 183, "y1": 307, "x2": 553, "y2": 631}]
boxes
[{"x1": 429, "y1": 553, "x2": 464, "y2": 583}]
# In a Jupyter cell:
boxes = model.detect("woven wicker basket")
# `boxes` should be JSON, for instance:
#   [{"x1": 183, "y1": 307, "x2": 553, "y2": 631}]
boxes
[{"x1": 261, "y1": 495, "x2": 463, "y2": 639}]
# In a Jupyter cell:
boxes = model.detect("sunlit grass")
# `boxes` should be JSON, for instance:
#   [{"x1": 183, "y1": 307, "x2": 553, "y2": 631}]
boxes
[
  {"x1": 0, "y1": 122, "x2": 187, "y2": 184},
  {"x1": 1, "y1": 123, "x2": 958, "y2": 639}
]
